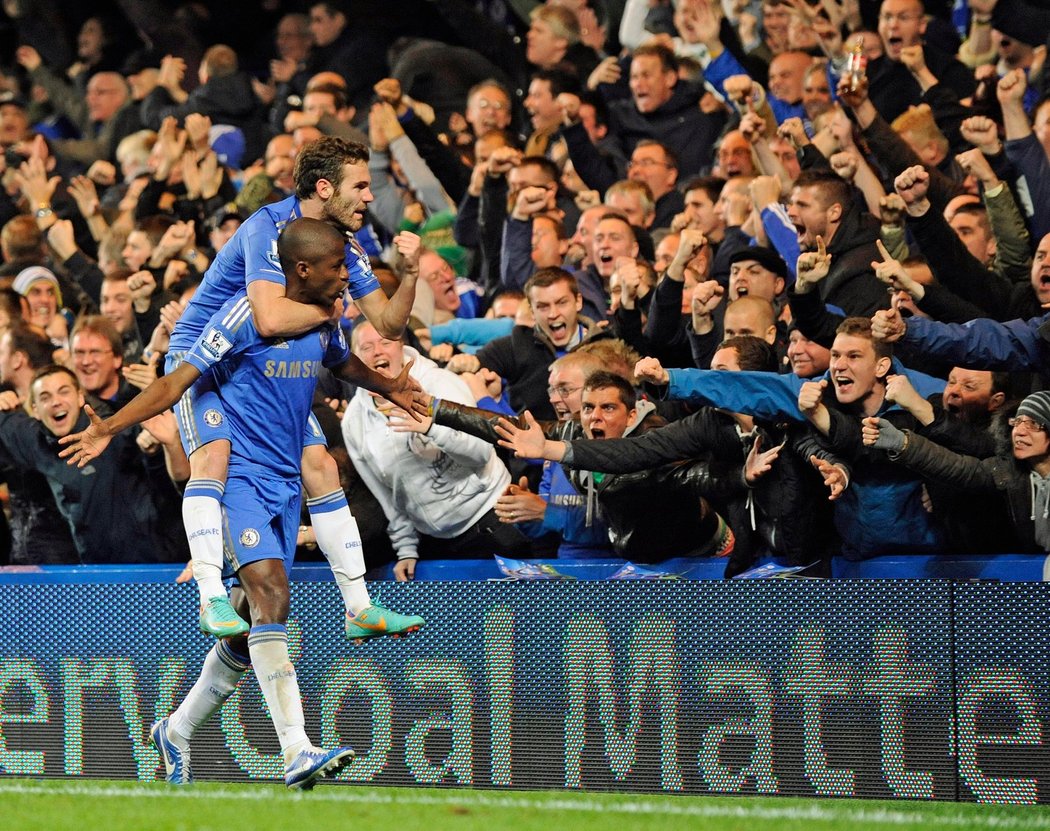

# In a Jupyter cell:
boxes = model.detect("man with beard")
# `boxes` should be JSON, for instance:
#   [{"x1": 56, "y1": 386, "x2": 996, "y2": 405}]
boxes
[
  {"x1": 164, "y1": 137, "x2": 421, "y2": 639},
  {"x1": 784, "y1": 171, "x2": 889, "y2": 316}
]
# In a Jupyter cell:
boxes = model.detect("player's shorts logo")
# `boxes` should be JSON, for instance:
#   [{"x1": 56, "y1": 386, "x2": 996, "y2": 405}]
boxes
[
  {"x1": 240, "y1": 528, "x2": 260, "y2": 548},
  {"x1": 203, "y1": 409, "x2": 223, "y2": 427}
]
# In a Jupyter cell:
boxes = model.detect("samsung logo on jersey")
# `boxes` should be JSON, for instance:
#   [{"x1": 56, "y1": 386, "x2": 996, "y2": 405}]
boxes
[{"x1": 263, "y1": 359, "x2": 322, "y2": 379}]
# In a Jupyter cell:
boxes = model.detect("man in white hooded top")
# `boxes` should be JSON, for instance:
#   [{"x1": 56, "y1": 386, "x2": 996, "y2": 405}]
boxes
[{"x1": 343, "y1": 321, "x2": 529, "y2": 580}]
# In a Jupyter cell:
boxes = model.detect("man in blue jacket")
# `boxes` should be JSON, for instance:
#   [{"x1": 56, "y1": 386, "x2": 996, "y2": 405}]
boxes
[{"x1": 636, "y1": 317, "x2": 946, "y2": 559}]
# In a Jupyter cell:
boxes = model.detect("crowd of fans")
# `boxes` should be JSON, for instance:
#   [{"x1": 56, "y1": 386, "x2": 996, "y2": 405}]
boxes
[{"x1": 0, "y1": 0, "x2": 1049, "y2": 578}]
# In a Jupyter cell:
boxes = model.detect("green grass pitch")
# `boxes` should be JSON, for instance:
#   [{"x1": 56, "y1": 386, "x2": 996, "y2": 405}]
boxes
[{"x1": 2, "y1": 780, "x2": 1048, "y2": 831}]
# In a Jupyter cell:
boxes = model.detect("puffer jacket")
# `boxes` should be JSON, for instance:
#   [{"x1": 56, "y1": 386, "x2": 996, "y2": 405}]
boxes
[
  {"x1": 889, "y1": 430, "x2": 1044, "y2": 553},
  {"x1": 433, "y1": 398, "x2": 740, "y2": 562},
  {"x1": 563, "y1": 408, "x2": 835, "y2": 572}
]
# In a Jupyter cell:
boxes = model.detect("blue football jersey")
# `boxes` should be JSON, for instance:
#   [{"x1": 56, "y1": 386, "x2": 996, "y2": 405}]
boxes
[
  {"x1": 170, "y1": 194, "x2": 381, "y2": 352},
  {"x1": 184, "y1": 292, "x2": 351, "y2": 478}
]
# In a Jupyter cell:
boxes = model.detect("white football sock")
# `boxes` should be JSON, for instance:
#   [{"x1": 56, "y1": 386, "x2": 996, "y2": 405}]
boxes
[
  {"x1": 248, "y1": 624, "x2": 310, "y2": 764},
  {"x1": 167, "y1": 640, "x2": 249, "y2": 745},
  {"x1": 307, "y1": 490, "x2": 371, "y2": 614},
  {"x1": 183, "y1": 478, "x2": 227, "y2": 603}
]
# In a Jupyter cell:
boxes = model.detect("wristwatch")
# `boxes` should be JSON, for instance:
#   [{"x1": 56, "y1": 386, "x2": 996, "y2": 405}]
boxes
[{"x1": 35, "y1": 203, "x2": 53, "y2": 219}]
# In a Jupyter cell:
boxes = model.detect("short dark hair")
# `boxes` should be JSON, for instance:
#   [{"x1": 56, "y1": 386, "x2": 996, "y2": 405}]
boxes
[
  {"x1": 524, "y1": 266, "x2": 578, "y2": 298},
  {"x1": 794, "y1": 170, "x2": 851, "y2": 212},
  {"x1": 632, "y1": 43, "x2": 678, "y2": 74},
  {"x1": 719, "y1": 335, "x2": 777, "y2": 372},
  {"x1": 518, "y1": 155, "x2": 560, "y2": 185},
  {"x1": 305, "y1": 82, "x2": 348, "y2": 111},
  {"x1": 294, "y1": 136, "x2": 369, "y2": 200},
  {"x1": 635, "y1": 138, "x2": 677, "y2": 170},
  {"x1": 134, "y1": 215, "x2": 177, "y2": 248},
  {"x1": 5, "y1": 323, "x2": 53, "y2": 370},
  {"x1": 530, "y1": 67, "x2": 580, "y2": 98},
  {"x1": 71, "y1": 315, "x2": 122, "y2": 358},
  {"x1": 578, "y1": 90, "x2": 609, "y2": 128},
  {"x1": 836, "y1": 316, "x2": 892, "y2": 361},
  {"x1": 582, "y1": 369, "x2": 636, "y2": 410},
  {"x1": 30, "y1": 364, "x2": 80, "y2": 401},
  {"x1": 682, "y1": 175, "x2": 726, "y2": 202}
]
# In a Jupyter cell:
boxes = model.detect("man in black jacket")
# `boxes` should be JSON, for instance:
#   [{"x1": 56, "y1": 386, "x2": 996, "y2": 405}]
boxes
[
  {"x1": 0, "y1": 364, "x2": 186, "y2": 563},
  {"x1": 866, "y1": 0, "x2": 976, "y2": 122},
  {"x1": 787, "y1": 171, "x2": 890, "y2": 317},
  {"x1": 451, "y1": 267, "x2": 613, "y2": 420}
]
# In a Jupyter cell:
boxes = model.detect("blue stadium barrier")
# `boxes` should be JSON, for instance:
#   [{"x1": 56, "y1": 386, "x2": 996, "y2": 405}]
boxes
[
  {"x1": 1, "y1": 566, "x2": 1049, "y2": 802},
  {"x1": 1, "y1": 551, "x2": 1045, "y2": 585}
]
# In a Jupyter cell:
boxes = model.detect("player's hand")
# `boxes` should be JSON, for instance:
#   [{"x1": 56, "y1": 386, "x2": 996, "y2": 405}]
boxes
[
  {"x1": 379, "y1": 358, "x2": 427, "y2": 421},
  {"x1": 394, "y1": 558, "x2": 417, "y2": 581},
  {"x1": 57, "y1": 405, "x2": 112, "y2": 467},
  {"x1": 392, "y1": 231, "x2": 421, "y2": 272}
]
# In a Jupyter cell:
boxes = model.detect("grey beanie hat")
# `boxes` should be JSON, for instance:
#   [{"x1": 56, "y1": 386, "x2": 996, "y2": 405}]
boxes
[{"x1": 1017, "y1": 391, "x2": 1050, "y2": 428}]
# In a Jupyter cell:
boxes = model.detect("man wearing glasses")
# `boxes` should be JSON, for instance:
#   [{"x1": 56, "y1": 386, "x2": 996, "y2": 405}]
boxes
[
  {"x1": 626, "y1": 140, "x2": 684, "y2": 230},
  {"x1": 867, "y1": 0, "x2": 976, "y2": 122}
]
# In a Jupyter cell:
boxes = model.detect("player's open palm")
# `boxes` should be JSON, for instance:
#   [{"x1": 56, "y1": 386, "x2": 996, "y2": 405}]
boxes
[
  {"x1": 57, "y1": 405, "x2": 111, "y2": 467},
  {"x1": 382, "y1": 359, "x2": 428, "y2": 421}
]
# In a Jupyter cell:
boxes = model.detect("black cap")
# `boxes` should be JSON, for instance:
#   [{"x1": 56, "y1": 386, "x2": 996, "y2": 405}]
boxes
[
  {"x1": 0, "y1": 92, "x2": 27, "y2": 110},
  {"x1": 206, "y1": 204, "x2": 244, "y2": 232},
  {"x1": 727, "y1": 246, "x2": 789, "y2": 280},
  {"x1": 121, "y1": 47, "x2": 165, "y2": 77}
]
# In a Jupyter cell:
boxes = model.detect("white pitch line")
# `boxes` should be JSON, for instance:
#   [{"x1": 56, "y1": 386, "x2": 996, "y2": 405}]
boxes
[{"x1": 0, "y1": 781, "x2": 1046, "y2": 828}]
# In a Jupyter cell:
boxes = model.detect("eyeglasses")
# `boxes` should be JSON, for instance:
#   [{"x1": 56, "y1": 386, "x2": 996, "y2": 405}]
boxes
[
  {"x1": 547, "y1": 384, "x2": 582, "y2": 398},
  {"x1": 878, "y1": 12, "x2": 922, "y2": 23},
  {"x1": 1009, "y1": 416, "x2": 1047, "y2": 433},
  {"x1": 627, "y1": 158, "x2": 673, "y2": 170},
  {"x1": 73, "y1": 349, "x2": 115, "y2": 359},
  {"x1": 473, "y1": 98, "x2": 506, "y2": 111}
]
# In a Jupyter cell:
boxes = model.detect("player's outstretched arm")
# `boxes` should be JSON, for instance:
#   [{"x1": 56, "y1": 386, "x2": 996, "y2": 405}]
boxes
[
  {"x1": 333, "y1": 353, "x2": 429, "y2": 420},
  {"x1": 58, "y1": 362, "x2": 201, "y2": 467}
]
